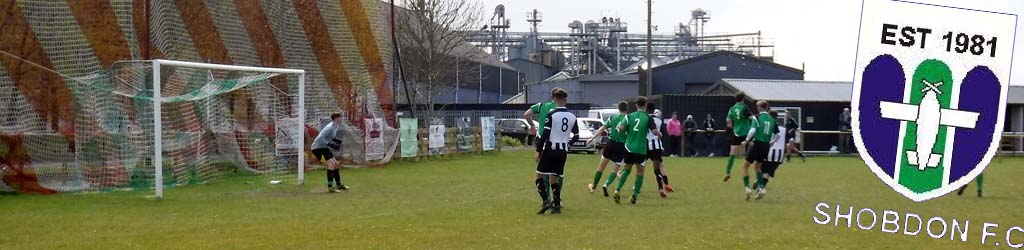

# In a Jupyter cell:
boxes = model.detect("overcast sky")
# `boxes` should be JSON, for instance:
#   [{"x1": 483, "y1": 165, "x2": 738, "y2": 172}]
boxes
[{"x1": 474, "y1": 0, "x2": 1024, "y2": 85}]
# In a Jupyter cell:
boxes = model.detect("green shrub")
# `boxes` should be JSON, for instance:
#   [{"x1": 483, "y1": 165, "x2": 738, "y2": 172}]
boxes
[{"x1": 500, "y1": 136, "x2": 522, "y2": 147}]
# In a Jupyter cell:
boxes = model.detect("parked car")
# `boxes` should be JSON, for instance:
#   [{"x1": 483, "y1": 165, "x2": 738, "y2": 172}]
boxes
[
  {"x1": 588, "y1": 108, "x2": 619, "y2": 121},
  {"x1": 496, "y1": 118, "x2": 538, "y2": 145},
  {"x1": 569, "y1": 118, "x2": 603, "y2": 154}
]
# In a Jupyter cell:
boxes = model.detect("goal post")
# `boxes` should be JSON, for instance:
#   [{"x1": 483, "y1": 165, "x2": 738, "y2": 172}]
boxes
[{"x1": 149, "y1": 59, "x2": 306, "y2": 198}]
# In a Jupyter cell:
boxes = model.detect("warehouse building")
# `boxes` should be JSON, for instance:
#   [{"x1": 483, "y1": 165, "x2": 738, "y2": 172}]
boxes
[{"x1": 669, "y1": 79, "x2": 1024, "y2": 154}]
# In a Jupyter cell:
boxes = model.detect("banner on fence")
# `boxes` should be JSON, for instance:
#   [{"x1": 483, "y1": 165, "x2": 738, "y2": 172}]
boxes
[
  {"x1": 364, "y1": 118, "x2": 386, "y2": 161},
  {"x1": 457, "y1": 117, "x2": 473, "y2": 152},
  {"x1": 429, "y1": 124, "x2": 445, "y2": 155},
  {"x1": 274, "y1": 117, "x2": 299, "y2": 153},
  {"x1": 399, "y1": 118, "x2": 419, "y2": 158},
  {"x1": 481, "y1": 117, "x2": 495, "y2": 151}
]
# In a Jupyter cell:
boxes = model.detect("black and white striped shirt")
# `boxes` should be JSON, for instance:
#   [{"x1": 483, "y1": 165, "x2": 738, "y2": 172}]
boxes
[
  {"x1": 646, "y1": 115, "x2": 664, "y2": 150},
  {"x1": 540, "y1": 107, "x2": 579, "y2": 151},
  {"x1": 767, "y1": 126, "x2": 787, "y2": 163}
]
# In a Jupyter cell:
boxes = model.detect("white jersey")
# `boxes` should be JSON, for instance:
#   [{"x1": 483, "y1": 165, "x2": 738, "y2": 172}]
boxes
[
  {"x1": 646, "y1": 115, "x2": 664, "y2": 150},
  {"x1": 541, "y1": 107, "x2": 579, "y2": 151},
  {"x1": 768, "y1": 126, "x2": 787, "y2": 163}
]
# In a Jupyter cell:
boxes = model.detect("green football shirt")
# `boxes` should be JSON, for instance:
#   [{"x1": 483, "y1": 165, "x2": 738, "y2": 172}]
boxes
[
  {"x1": 728, "y1": 102, "x2": 751, "y2": 137},
  {"x1": 750, "y1": 112, "x2": 778, "y2": 143},
  {"x1": 604, "y1": 114, "x2": 626, "y2": 143},
  {"x1": 618, "y1": 111, "x2": 655, "y2": 155},
  {"x1": 530, "y1": 101, "x2": 557, "y2": 135}
]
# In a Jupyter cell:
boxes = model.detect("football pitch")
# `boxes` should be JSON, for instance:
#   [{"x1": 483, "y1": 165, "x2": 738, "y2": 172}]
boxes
[{"x1": 2, "y1": 151, "x2": 1023, "y2": 249}]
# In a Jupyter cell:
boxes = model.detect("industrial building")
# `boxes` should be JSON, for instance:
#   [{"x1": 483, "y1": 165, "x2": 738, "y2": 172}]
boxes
[
  {"x1": 658, "y1": 79, "x2": 1024, "y2": 154},
  {"x1": 522, "y1": 50, "x2": 802, "y2": 104},
  {"x1": 456, "y1": 5, "x2": 778, "y2": 103}
]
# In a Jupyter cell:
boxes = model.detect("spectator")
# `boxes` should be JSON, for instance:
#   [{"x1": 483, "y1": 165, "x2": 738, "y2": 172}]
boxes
[
  {"x1": 785, "y1": 113, "x2": 806, "y2": 162},
  {"x1": 702, "y1": 113, "x2": 716, "y2": 157},
  {"x1": 839, "y1": 108, "x2": 852, "y2": 154},
  {"x1": 683, "y1": 115, "x2": 698, "y2": 157},
  {"x1": 666, "y1": 112, "x2": 683, "y2": 157}
]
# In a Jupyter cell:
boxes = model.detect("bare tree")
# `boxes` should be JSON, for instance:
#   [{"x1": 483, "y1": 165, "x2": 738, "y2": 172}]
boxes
[{"x1": 396, "y1": 0, "x2": 485, "y2": 125}]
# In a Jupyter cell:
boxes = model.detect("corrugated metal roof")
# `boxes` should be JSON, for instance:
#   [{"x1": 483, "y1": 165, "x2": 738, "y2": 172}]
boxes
[
  {"x1": 656, "y1": 51, "x2": 804, "y2": 74},
  {"x1": 1010, "y1": 86, "x2": 1024, "y2": 104},
  {"x1": 579, "y1": 74, "x2": 638, "y2": 82},
  {"x1": 718, "y1": 79, "x2": 852, "y2": 102},
  {"x1": 542, "y1": 71, "x2": 574, "y2": 83},
  {"x1": 718, "y1": 79, "x2": 1024, "y2": 104}
]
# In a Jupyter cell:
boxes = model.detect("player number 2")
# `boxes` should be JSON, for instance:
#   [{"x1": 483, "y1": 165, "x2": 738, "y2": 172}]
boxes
[
  {"x1": 632, "y1": 118, "x2": 641, "y2": 131},
  {"x1": 561, "y1": 118, "x2": 569, "y2": 132}
]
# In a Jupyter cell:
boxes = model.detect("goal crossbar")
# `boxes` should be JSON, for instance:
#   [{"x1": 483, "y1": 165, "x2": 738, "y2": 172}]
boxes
[{"x1": 151, "y1": 59, "x2": 306, "y2": 198}]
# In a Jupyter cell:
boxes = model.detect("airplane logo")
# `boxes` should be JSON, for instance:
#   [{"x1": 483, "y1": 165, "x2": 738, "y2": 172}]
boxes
[{"x1": 878, "y1": 79, "x2": 979, "y2": 170}]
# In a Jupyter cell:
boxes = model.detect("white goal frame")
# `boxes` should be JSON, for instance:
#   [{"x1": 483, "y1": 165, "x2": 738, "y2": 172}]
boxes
[{"x1": 151, "y1": 59, "x2": 306, "y2": 198}]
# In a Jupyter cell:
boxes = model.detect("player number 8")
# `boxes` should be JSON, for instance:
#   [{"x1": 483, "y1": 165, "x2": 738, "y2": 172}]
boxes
[{"x1": 561, "y1": 117, "x2": 569, "y2": 132}]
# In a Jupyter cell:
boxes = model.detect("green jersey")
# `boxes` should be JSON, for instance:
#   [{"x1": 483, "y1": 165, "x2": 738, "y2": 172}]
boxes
[
  {"x1": 604, "y1": 114, "x2": 626, "y2": 142},
  {"x1": 618, "y1": 111, "x2": 655, "y2": 155},
  {"x1": 750, "y1": 112, "x2": 779, "y2": 143},
  {"x1": 728, "y1": 102, "x2": 751, "y2": 136},
  {"x1": 530, "y1": 101, "x2": 557, "y2": 135}
]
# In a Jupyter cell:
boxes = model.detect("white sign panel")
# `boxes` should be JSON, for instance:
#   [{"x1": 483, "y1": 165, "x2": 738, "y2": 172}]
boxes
[
  {"x1": 851, "y1": 0, "x2": 1016, "y2": 202},
  {"x1": 481, "y1": 117, "x2": 495, "y2": 151},
  {"x1": 429, "y1": 125, "x2": 445, "y2": 149},
  {"x1": 364, "y1": 118, "x2": 385, "y2": 161}
]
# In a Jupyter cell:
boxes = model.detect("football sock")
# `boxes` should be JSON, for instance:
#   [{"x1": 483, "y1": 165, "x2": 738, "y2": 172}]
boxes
[
  {"x1": 726, "y1": 156, "x2": 735, "y2": 174},
  {"x1": 742, "y1": 175, "x2": 750, "y2": 188},
  {"x1": 535, "y1": 178, "x2": 549, "y2": 203},
  {"x1": 326, "y1": 170, "x2": 334, "y2": 188},
  {"x1": 543, "y1": 178, "x2": 551, "y2": 199},
  {"x1": 756, "y1": 171, "x2": 765, "y2": 189},
  {"x1": 557, "y1": 176, "x2": 564, "y2": 194},
  {"x1": 616, "y1": 168, "x2": 633, "y2": 191},
  {"x1": 333, "y1": 169, "x2": 343, "y2": 186},
  {"x1": 763, "y1": 177, "x2": 771, "y2": 187},
  {"x1": 976, "y1": 174, "x2": 984, "y2": 192},
  {"x1": 592, "y1": 171, "x2": 604, "y2": 187},
  {"x1": 654, "y1": 169, "x2": 664, "y2": 190},
  {"x1": 632, "y1": 175, "x2": 644, "y2": 197},
  {"x1": 604, "y1": 169, "x2": 618, "y2": 187},
  {"x1": 662, "y1": 175, "x2": 670, "y2": 185},
  {"x1": 551, "y1": 182, "x2": 562, "y2": 206}
]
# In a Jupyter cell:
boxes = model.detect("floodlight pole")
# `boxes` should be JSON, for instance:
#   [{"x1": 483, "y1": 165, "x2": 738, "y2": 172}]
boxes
[
  {"x1": 645, "y1": 0, "x2": 653, "y2": 96},
  {"x1": 153, "y1": 61, "x2": 163, "y2": 199}
]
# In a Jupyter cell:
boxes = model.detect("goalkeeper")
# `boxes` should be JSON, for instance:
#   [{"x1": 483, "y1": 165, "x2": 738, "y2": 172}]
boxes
[{"x1": 312, "y1": 112, "x2": 349, "y2": 192}]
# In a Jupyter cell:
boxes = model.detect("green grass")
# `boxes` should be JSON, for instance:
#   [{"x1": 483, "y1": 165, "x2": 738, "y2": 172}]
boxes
[{"x1": 2, "y1": 151, "x2": 1023, "y2": 249}]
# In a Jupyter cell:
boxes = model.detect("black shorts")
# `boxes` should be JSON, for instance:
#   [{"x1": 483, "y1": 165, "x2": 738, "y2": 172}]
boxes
[
  {"x1": 729, "y1": 134, "x2": 746, "y2": 146},
  {"x1": 745, "y1": 141, "x2": 770, "y2": 163},
  {"x1": 646, "y1": 149, "x2": 663, "y2": 162},
  {"x1": 624, "y1": 152, "x2": 646, "y2": 165},
  {"x1": 762, "y1": 161, "x2": 781, "y2": 177},
  {"x1": 536, "y1": 150, "x2": 568, "y2": 176},
  {"x1": 602, "y1": 140, "x2": 626, "y2": 164},
  {"x1": 312, "y1": 148, "x2": 334, "y2": 162}
]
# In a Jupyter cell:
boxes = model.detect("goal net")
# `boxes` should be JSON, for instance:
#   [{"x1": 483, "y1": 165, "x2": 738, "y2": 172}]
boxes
[{"x1": 59, "y1": 60, "x2": 305, "y2": 197}]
